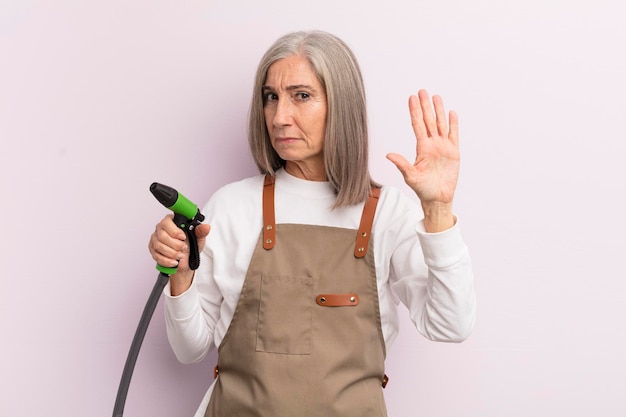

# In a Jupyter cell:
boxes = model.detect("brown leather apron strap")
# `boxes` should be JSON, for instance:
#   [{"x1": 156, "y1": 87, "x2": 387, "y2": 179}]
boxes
[
  {"x1": 316, "y1": 293, "x2": 359, "y2": 306},
  {"x1": 262, "y1": 174, "x2": 276, "y2": 250},
  {"x1": 354, "y1": 187, "x2": 381, "y2": 258},
  {"x1": 263, "y1": 175, "x2": 381, "y2": 256}
]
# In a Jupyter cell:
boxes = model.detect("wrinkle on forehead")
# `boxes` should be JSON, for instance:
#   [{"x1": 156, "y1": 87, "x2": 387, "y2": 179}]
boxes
[{"x1": 264, "y1": 55, "x2": 323, "y2": 93}]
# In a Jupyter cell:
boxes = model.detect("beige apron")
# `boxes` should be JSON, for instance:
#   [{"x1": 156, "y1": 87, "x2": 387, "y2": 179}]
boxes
[{"x1": 205, "y1": 175, "x2": 387, "y2": 417}]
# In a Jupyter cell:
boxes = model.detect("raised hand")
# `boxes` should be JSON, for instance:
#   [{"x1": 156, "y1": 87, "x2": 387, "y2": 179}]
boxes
[{"x1": 386, "y1": 89, "x2": 460, "y2": 232}]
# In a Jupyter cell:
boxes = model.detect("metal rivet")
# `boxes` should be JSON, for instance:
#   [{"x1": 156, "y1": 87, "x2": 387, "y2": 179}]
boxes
[
  {"x1": 266, "y1": 225, "x2": 273, "y2": 230},
  {"x1": 361, "y1": 232, "x2": 367, "y2": 237},
  {"x1": 350, "y1": 296, "x2": 356, "y2": 303},
  {"x1": 358, "y1": 247, "x2": 365, "y2": 252},
  {"x1": 320, "y1": 297, "x2": 326, "y2": 303},
  {"x1": 266, "y1": 239, "x2": 272, "y2": 244}
]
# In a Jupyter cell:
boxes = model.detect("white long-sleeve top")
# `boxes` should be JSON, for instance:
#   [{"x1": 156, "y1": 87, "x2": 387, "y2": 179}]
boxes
[{"x1": 163, "y1": 169, "x2": 476, "y2": 415}]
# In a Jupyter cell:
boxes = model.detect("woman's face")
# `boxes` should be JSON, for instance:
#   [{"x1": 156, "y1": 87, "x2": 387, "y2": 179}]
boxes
[{"x1": 263, "y1": 55, "x2": 328, "y2": 180}]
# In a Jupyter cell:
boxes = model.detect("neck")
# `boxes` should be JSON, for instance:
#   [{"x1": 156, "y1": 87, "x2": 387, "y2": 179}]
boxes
[{"x1": 284, "y1": 161, "x2": 327, "y2": 181}]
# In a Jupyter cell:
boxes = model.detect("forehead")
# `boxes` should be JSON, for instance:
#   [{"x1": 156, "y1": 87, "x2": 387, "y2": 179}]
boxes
[{"x1": 265, "y1": 55, "x2": 322, "y2": 88}]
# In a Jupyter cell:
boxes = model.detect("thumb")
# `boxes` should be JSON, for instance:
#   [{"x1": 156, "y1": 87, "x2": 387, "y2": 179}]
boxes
[
  {"x1": 386, "y1": 152, "x2": 412, "y2": 176},
  {"x1": 195, "y1": 223, "x2": 211, "y2": 239},
  {"x1": 194, "y1": 223, "x2": 211, "y2": 254}
]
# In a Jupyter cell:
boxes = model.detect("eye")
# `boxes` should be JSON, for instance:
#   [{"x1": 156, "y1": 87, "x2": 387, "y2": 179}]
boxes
[
  {"x1": 263, "y1": 91, "x2": 278, "y2": 103},
  {"x1": 295, "y1": 92, "x2": 310, "y2": 101}
]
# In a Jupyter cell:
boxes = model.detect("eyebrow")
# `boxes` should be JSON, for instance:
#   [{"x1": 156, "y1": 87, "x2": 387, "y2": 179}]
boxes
[{"x1": 262, "y1": 84, "x2": 317, "y2": 92}]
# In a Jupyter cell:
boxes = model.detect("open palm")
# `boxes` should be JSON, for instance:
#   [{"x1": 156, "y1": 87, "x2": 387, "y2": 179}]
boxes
[{"x1": 387, "y1": 89, "x2": 460, "y2": 206}]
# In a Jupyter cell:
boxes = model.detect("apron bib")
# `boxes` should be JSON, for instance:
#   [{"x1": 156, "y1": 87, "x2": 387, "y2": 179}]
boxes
[{"x1": 205, "y1": 175, "x2": 387, "y2": 417}]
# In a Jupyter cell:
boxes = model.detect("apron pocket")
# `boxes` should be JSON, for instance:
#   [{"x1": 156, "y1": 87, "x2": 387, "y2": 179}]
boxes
[{"x1": 256, "y1": 275, "x2": 313, "y2": 355}]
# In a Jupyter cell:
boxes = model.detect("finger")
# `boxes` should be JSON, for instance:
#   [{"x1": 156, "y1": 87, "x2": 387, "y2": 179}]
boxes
[
  {"x1": 418, "y1": 89, "x2": 437, "y2": 137},
  {"x1": 152, "y1": 251, "x2": 181, "y2": 268},
  {"x1": 194, "y1": 223, "x2": 211, "y2": 239},
  {"x1": 149, "y1": 234, "x2": 184, "y2": 267},
  {"x1": 386, "y1": 152, "x2": 413, "y2": 178},
  {"x1": 409, "y1": 95, "x2": 427, "y2": 139},
  {"x1": 155, "y1": 228, "x2": 185, "y2": 253},
  {"x1": 159, "y1": 215, "x2": 186, "y2": 240},
  {"x1": 432, "y1": 95, "x2": 448, "y2": 137},
  {"x1": 194, "y1": 224, "x2": 211, "y2": 253},
  {"x1": 449, "y1": 110, "x2": 459, "y2": 146},
  {"x1": 156, "y1": 222, "x2": 186, "y2": 246},
  {"x1": 150, "y1": 221, "x2": 187, "y2": 265}
]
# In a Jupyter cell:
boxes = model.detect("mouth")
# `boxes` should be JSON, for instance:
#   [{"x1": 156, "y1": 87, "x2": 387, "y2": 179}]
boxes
[{"x1": 274, "y1": 137, "x2": 301, "y2": 145}]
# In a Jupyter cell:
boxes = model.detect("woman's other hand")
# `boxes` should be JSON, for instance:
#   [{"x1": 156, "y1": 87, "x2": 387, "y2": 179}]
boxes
[{"x1": 148, "y1": 214, "x2": 211, "y2": 295}]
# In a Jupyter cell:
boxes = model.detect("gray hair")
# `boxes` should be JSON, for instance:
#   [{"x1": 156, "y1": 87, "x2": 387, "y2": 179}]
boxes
[{"x1": 248, "y1": 30, "x2": 377, "y2": 208}]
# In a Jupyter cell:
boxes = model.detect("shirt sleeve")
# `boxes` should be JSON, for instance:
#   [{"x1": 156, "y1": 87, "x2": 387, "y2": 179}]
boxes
[
  {"x1": 389, "y1": 216, "x2": 476, "y2": 342},
  {"x1": 163, "y1": 251, "x2": 221, "y2": 363}
]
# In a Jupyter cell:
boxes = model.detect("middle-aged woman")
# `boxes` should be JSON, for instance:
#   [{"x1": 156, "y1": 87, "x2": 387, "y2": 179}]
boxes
[{"x1": 149, "y1": 30, "x2": 476, "y2": 417}]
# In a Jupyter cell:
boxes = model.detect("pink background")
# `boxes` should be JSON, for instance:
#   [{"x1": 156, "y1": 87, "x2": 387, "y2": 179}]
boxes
[{"x1": 1, "y1": 1, "x2": 625, "y2": 416}]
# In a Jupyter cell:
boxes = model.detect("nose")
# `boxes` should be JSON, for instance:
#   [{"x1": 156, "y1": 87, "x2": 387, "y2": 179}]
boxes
[{"x1": 271, "y1": 97, "x2": 293, "y2": 127}]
